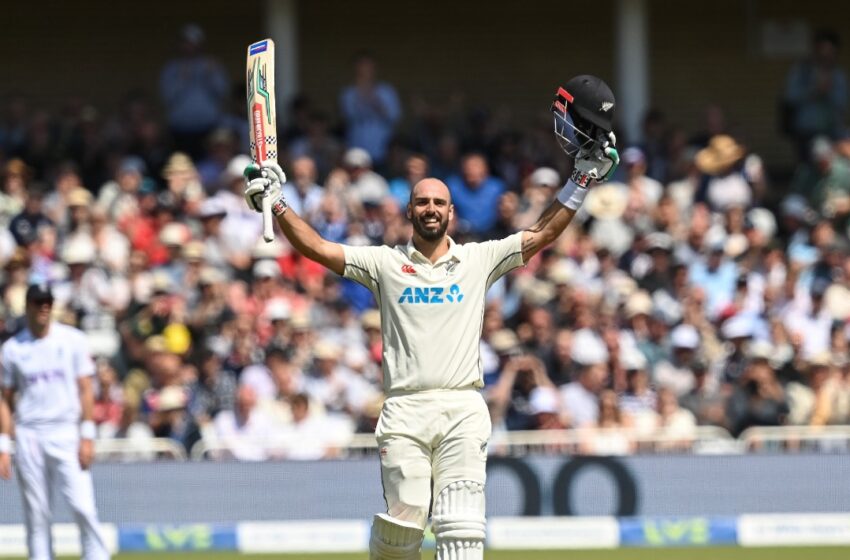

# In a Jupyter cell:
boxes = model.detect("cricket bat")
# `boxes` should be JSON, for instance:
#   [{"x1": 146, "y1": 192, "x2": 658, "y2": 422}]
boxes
[{"x1": 246, "y1": 38, "x2": 277, "y2": 242}]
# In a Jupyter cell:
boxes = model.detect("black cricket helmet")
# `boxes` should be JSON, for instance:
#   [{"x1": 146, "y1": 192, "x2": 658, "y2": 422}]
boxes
[{"x1": 552, "y1": 75, "x2": 615, "y2": 158}]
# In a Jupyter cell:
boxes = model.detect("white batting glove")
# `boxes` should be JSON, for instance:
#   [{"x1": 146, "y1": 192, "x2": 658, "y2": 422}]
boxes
[
  {"x1": 571, "y1": 132, "x2": 619, "y2": 187},
  {"x1": 243, "y1": 162, "x2": 287, "y2": 214}
]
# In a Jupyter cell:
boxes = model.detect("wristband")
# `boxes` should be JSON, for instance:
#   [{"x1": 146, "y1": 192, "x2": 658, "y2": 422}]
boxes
[
  {"x1": 271, "y1": 195, "x2": 288, "y2": 217},
  {"x1": 556, "y1": 179, "x2": 588, "y2": 210},
  {"x1": 0, "y1": 433, "x2": 10, "y2": 453},
  {"x1": 80, "y1": 420, "x2": 96, "y2": 441}
]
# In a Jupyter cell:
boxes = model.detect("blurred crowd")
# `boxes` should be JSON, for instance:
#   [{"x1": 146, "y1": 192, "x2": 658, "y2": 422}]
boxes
[{"x1": 0, "y1": 25, "x2": 849, "y2": 460}]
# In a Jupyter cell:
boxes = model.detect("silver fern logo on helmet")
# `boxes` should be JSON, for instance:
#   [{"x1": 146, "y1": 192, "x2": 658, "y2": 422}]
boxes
[{"x1": 601, "y1": 101, "x2": 614, "y2": 112}]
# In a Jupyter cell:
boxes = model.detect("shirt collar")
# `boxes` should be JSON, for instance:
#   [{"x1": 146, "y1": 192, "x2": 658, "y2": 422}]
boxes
[{"x1": 404, "y1": 236, "x2": 462, "y2": 265}]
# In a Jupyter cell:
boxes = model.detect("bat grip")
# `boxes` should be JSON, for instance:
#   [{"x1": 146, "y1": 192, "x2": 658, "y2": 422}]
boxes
[{"x1": 261, "y1": 189, "x2": 274, "y2": 242}]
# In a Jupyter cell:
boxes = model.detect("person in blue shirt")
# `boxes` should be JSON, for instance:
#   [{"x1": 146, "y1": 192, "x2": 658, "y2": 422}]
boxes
[
  {"x1": 339, "y1": 53, "x2": 401, "y2": 167},
  {"x1": 445, "y1": 153, "x2": 506, "y2": 235},
  {"x1": 388, "y1": 154, "x2": 428, "y2": 208}
]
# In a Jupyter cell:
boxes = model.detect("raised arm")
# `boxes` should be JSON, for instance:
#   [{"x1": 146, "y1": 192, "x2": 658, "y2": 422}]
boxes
[
  {"x1": 244, "y1": 163, "x2": 345, "y2": 275},
  {"x1": 521, "y1": 139, "x2": 619, "y2": 263}
]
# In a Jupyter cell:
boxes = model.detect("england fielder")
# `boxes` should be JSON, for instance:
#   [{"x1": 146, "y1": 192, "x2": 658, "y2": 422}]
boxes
[
  {"x1": 243, "y1": 75, "x2": 618, "y2": 559},
  {"x1": 0, "y1": 283, "x2": 110, "y2": 560}
]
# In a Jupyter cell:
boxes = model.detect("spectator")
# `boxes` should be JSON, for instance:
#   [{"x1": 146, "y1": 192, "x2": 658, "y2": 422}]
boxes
[
  {"x1": 281, "y1": 156, "x2": 324, "y2": 221},
  {"x1": 726, "y1": 350, "x2": 789, "y2": 437},
  {"x1": 388, "y1": 153, "x2": 429, "y2": 208},
  {"x1": 338, "y1": 52, "x2": 401, "y2": 166},
  {"x1": 782, "y1": 29, "x2": 848, "y2": 159},
  {"x1": 159, "y1": 24, "x2": 229, "y2": 159},
  {"x1": 280, "y1": 393, "x2": 355, "y2": 460},
  {"x1": 446, "y1": 153, "x2": 506, "y2": 235},
  {"x1": 654, "y1": 324, "x2": 700, "y2": 396},
  {"x1": 93, "y1": 358, "x2": 125, "y2": 439},
  {"x1": 560, "y1": 329, "x2": 608, "y2": 428},
  {"x1": 9, "y1": 183, "x2": 52, "y2": 248},
  {"x1": 212, "y1": 385, "x2": 277, "y2": 461},
  {"x1": 695, "y1": 135, "x2": 752, "y2": 212},
  {"x1": 583, "y1": 390, "x2": 634, "y2": 455},
  {"x1": 342, "y1": 147, "x2": 390, "y2": 207}
]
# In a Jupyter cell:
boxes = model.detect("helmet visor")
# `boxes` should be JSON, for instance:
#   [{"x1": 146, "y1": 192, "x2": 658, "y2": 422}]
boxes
[{"x1": 552, "y1": 87, "x2": 603, "y2": 159}]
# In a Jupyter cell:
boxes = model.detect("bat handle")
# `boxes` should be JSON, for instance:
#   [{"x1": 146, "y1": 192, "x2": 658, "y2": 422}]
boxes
[{"x1": 261, "y1": 188, "x2": 274, "y2": 242}]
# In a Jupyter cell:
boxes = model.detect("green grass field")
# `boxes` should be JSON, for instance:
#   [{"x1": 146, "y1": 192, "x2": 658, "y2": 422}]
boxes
[{"x1": 47, "y1": 548, "x2": 850, "y2": 560}]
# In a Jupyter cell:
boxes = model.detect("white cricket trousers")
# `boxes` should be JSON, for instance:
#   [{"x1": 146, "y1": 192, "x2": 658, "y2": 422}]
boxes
[
  {"x1": 375, "y1": 389, "x2": 491, "y2": 529},
  {"x1": 14, "y1": 425, "x2": 109, "y2": 560}
]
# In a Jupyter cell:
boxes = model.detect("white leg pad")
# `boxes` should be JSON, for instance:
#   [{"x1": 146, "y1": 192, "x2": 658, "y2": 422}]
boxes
[
  {"x1": 432, "y1": 481, "x2": 486, "y2": 560},
  {"x1": 370, "y1": 513, "x2": 424, "y2": 560}
]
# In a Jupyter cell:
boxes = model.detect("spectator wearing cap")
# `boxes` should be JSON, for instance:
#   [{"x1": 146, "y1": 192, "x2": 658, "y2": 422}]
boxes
[
  {"x1": 636, "y1": 232, "x2": 676, "y2": 297},
  {"x1": 195, "y1": 197, "x2": 231, "y2": 272},
  {"x1": 718, "y1": 314, "x2": 756, "y2": 385},
  {"x1": 343, "y1": 147, "x2": 390, "y2": 207},
  {"x1": 514, "y1": 167, "x2": 560, "y2": 230},
  {"x1": 446, "y1": 153, "x2": 506, "y2": 235},
  {"x1": 159, "y1": 23, "x2": 229, "y2": 159},
  {"x1": 619, "y1": 147, "x2": 663, "y2": 220},
  {"x1": 388, "y1": 154, "x2": 429, "y2": 208},
  {"x1": 528, "y1": 385, "x2": 566, "y2": 430},
  {"x1": 559, "y1": 329, "x2": 609, "y2": 428},
  {"x1": 339, "y1": 52, "x2": 401, "y2": 166},
  {"x1": 654, "y1": 324, "x2": 700, "y2": 396},
  {"x1": 617, "y1": 347, "x2": 658, "y2": 431},
  {"x1": 281, "y1": 156, "x2": 324, "y2": 222}
]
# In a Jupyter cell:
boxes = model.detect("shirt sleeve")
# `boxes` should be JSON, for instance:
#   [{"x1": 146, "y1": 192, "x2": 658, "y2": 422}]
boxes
[
  {"x1": 342, "y1": 245, "x2": 384, "y2": 295},
  {"x1": 73, "y1": 332, "x2": 96, "y2": 379},
  {"x1": 477, "y1": 232, "x2": 525, "y2": 290},
  {"x1": 0, "y1": 343, "x2": 15, "y2": 390}
]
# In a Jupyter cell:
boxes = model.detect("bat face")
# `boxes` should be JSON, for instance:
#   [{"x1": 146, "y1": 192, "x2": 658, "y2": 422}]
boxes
[{"x1": 247, "y1": 39, "x2": 277, "y2": 165}]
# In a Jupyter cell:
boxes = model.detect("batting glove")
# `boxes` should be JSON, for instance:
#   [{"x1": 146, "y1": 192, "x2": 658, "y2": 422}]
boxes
[
  {"x1": 571, "y1": 132, "x2": 619, "y2": 187},
  {"x1": 243, "y1": 162, "x2": 287, "y2": 214}
]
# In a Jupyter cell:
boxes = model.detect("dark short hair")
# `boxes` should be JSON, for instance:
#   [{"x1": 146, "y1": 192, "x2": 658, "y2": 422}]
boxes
[{"x1": 814, "y1": 29, "x2": 840, "y2": 49}]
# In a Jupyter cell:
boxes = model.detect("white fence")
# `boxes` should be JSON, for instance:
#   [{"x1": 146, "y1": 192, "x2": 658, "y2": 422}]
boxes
[{"x1": 9, "y1": 425, "x2": 850, "y2": 462}]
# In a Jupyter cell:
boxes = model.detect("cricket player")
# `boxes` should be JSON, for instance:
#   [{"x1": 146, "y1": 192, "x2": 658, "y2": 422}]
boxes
[
  {"x1": 0, "y1": 283, "x2": 110, "y2": 560},
  {"x1": 244, "y1": 75, "x2": 618, "y2": 559}
]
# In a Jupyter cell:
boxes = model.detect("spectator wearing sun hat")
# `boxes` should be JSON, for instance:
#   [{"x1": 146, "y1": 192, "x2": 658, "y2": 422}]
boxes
[{"x1": 695, "y1": 135, "x2": 752, "y2": 211}]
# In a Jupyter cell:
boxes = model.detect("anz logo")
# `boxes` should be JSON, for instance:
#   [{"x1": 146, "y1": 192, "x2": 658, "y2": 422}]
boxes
[{"x1": 398, "y1": 284, "x2": 464, "y2": 304}]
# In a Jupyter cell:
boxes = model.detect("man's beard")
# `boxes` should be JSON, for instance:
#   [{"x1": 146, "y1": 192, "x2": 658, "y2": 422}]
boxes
[{"x1": 412, "y1": 213, "x2": 449, "y2": 241}]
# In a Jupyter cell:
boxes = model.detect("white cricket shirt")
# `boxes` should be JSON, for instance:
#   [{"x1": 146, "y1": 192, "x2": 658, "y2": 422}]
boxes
[
  {"x1": 0, "y1": 322, "x2": 95, "y2": 427},
  {"x1": 343, "y1": 233, "x2": 524, "y2": 394}
]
